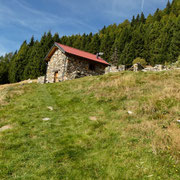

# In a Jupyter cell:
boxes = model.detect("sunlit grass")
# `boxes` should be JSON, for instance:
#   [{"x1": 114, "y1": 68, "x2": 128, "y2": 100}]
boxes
[{"x1": 0, "y1": 70, "x2": 180, "y2": 179}]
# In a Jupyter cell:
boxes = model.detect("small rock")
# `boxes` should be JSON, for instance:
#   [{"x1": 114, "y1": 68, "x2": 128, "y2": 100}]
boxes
[
  {"x1": 177, "y1": 120, "x2": 180, "y2": 123},
  {"x1": 89, "y1": 116, "x2": 97, "y2": 121},
  {"x1": 128, "y1": 111, "x2": 133, "y2": 115},
  {"x1": 28, "y1": 79, "x2": 32, "y2": 83},
  {"x1": 47, "y1": 106, "x2": 53, "y2": 111},
  {"x1": 42, "y1": 118, "x2": 50, "y2": 121},
  {"x1": 0, "y1": 125, "x2": 12, "y2": 132}
]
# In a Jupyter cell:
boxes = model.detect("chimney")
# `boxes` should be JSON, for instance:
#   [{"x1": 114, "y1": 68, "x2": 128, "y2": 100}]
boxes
[{"x1": 96, "y1": 52, "x2": 104, "y2": 59}]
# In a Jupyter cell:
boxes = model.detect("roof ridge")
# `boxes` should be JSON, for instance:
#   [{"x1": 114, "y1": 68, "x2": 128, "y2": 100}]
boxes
[
  {"x1": 54, "y1": 42, "x2": 109, "y2": 65},
  {"x1": 56, "y1": 42, "x2": 103, "y2": 59}
]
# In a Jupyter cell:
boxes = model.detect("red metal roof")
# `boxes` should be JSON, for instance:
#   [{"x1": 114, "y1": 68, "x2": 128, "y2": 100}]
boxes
[{"x1": 55, "y1": 43, "x2": 109, "y2": 66}]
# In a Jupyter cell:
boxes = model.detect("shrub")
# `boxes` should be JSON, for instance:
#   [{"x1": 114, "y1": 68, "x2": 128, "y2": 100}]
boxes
[
  {"x1": 132, "y1": 57, "x2": 147, "y2": 66},
  {"x1": 176, "y1": 56, "x2": 180, "y2": 67}
]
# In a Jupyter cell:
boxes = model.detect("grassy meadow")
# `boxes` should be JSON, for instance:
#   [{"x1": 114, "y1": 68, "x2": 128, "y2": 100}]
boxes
[{"x1": 0, "y1": 70, "x2": 180, "y2": 179}]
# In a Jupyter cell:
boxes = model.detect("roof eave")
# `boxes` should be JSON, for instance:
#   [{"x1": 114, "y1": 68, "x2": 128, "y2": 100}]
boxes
[{"x1": 44, "y1": 43, "x2": 66, "y2": 61}]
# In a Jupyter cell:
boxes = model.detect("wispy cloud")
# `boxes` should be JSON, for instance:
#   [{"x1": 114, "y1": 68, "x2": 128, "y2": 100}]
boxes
[
  {"x1": 0, "y1": 0, "x2": 170, "y2": 56},
  {"x1": 0, "y1": 0, "x2": 96, "y2": 32},
  {"x1": 0, "y1": 0, "x2": 98, "y2": 56},
  {"x1": 97, "y1": 0, "x2": 141, "y2": 16},
  {"x1": 141, "y1": 0, "x2": 145, "y2": 12}
]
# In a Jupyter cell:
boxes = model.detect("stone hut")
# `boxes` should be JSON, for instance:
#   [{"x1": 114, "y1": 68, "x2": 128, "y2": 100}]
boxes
[{"x1": 43, "y1": 43, "x2": 109, "y2": 83}]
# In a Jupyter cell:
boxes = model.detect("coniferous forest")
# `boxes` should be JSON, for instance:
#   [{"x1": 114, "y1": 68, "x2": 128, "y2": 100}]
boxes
[{"x1": 0, "y1": 0, "x2": 179, "y2": 85}]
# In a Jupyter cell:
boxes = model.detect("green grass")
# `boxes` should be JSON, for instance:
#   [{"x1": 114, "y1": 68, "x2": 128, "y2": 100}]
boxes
[{"x1": 0, "y1": 71, "x2": 180, "y2": 179}]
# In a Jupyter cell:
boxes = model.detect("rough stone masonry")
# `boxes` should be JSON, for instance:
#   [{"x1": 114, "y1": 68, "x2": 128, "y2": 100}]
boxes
[{"x1": 44, "y1": 49, "x2": 107, "y2": 83}]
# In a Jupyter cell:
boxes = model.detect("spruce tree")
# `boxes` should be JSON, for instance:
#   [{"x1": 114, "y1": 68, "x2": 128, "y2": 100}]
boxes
[
  {"x1": 0, "y1": 53, "x2": 13, "y2": 84},
  {"x1": 89, "y1": 34, "x2": 100, "y2": 54},
  {"x1": 165, "y1": 0, "x2": 171, "y2": 15},
  {"x1": 111, "y1": 46, "x2": 119, "y2": 67},
  {"x1": 53, "y1": 33, "x2": 60, "y2": 43},
  {"x1": 131, "y1": 16, "x2": 136, "y2": 26},
  {"x1": 169, "y1": 16, "x2": 180, "y2": 61},
  {"x1": 9, "y1": 41, "x2": 29, "y2": 83},
  {"x1": 140, "y1": 12, "x2": 146, "y2": 23}
]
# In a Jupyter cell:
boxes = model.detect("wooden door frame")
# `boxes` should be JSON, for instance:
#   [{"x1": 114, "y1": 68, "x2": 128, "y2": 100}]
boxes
[{"x1": 54, "y1": 71, "x2": 58, "y2": 83}]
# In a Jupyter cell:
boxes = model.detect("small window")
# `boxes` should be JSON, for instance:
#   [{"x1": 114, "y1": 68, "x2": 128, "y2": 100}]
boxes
[{"x1": 89, "y1": 64, "x2": 95, "y2": 71}]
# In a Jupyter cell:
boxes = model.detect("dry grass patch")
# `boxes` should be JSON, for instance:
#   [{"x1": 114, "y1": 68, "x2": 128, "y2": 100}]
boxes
[
  {"x1": 0, "y1": 79, "x2": 37, "y2": 106},
  {"x1": 167, "y1": 123, "x2": 180, "y2": 156}
]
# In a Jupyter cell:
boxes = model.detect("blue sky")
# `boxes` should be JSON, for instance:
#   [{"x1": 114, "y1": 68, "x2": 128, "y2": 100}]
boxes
[{"x1": 0, "y1": 0, "x2": 171, "y2": 56}]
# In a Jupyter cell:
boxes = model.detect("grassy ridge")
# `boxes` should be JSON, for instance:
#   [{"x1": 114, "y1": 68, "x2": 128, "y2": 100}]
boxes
[{"x1": 0, "y1": 71, "x2": 180, "y2": 179}]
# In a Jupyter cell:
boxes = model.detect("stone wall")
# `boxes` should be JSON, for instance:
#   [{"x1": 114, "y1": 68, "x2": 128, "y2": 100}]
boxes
[
  {"x1": 66, "y1": 55, "x2": 106, "y2": 80},
  {"x1": 105, "y1": 65, "x2": 125, "y2": 74},
  {"x1": 46, "y1": 49, "x2": 68, "y2": 83},
  {"x1": 37, "y1": 76, "x2": 45, "y2": 84},
  {"x1": 45, "y1": 49, "x2": 107, "y2": 83}
]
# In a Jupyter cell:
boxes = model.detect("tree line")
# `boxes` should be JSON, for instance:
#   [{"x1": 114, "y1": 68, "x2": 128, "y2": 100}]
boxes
[{"x1": 0, "y1": 0, "x2": 179, "y2": 84}]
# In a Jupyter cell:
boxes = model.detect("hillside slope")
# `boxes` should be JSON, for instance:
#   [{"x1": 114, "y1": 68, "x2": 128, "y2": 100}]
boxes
[{"x1": 0, "y1": 71, "x2": 180, "y2": 179}]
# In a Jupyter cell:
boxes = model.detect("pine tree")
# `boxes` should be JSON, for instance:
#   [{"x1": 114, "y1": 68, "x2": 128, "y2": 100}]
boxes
[
  {"x1": 29, "y1": 36, "x2": 35, "y2": 47},
  {"x1": 135, "y1": 14, "x2": 140, "y2": 25},
  {"x1": 111, "y1": 46, "x2": 119, "y2": 67},
  {"x1": 131, "y1": 16, "x2": 136, "y2": 26},
  {"x1": 85, "y1": 33, "x2": 93, "y2": 52},
  {"x1": 9, "y1": 41, "x2": 29, "y2": 83},
  {"x1": 0, "y1": 53, "x2": 13, "y2": 84},
  {"x1": 100, "y1": 33, "x2": 113, "y2": 61},
  {"x1": 53, "y1": 33, "x2": 60, "y2": 43},
  {"x1": 140, "y1": 12, "x2": 146, "y2": 23},
  {"x1": 165, "y1": 0, "x2": 171, "y2": 15},
  {"x1": 169, "y1": 16, "x2": 180, "y2": 61},
  {"x1": 89, "y1": 34, "x2": 100, "y2": 54},
  {"x1": 72, "y1": 35, "x2": 82, "y2": 50},
  {"x1": 154, "y1": 8, "x2": 161, "y2": 21},
  {"x1": 80, "y1": 33, "x2": 87, "y2": 51},
  {"x1": 171, "y1": 0, "x2": 180, "y2": 16}
]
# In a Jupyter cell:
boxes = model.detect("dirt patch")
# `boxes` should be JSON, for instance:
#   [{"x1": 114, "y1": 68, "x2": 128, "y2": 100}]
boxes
[{"x1": 89, "y1": 116, "x2": 97, "y2": 121}]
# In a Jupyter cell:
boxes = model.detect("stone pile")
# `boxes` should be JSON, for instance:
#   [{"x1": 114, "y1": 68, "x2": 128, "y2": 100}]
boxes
[{"x1": 105, "y1": 65, "x2": 125, "y2": 74}]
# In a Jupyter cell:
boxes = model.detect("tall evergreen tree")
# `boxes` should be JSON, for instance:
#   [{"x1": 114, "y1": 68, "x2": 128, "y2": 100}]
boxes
[
  {"x1": 169, "y1": 16, "x2": 180, "y2": 61},
  {"x1": 9, "y1": 41, "x2": 29, "y2": 83},
  {"x1": 165, "y1": 0, "x2": 171, "y2": 15},
  {"x1": 135, "y1": 14, "x2": 140, "y2": 25},
  {"x1": 154, "y1": 8, "x2": 161, "y2": 21},
  {"x1": 111, "y1": 46, "x2": 119, "y2": 67},
  {"x1": 53, "y1": 33, "x2": 60, "y2": 43},
  {"x1": 131, "y1": 16, "x2": 136, "y2": 26},
  {"x1": 89, "y1": 34, "x2": 100, "y2": 54},
  {"x1": 140, "y1": 12, "x2": 146, "y2": 23},
  {"x1": 0, "y1": 53, "x2": 13, "y2": 84}
]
